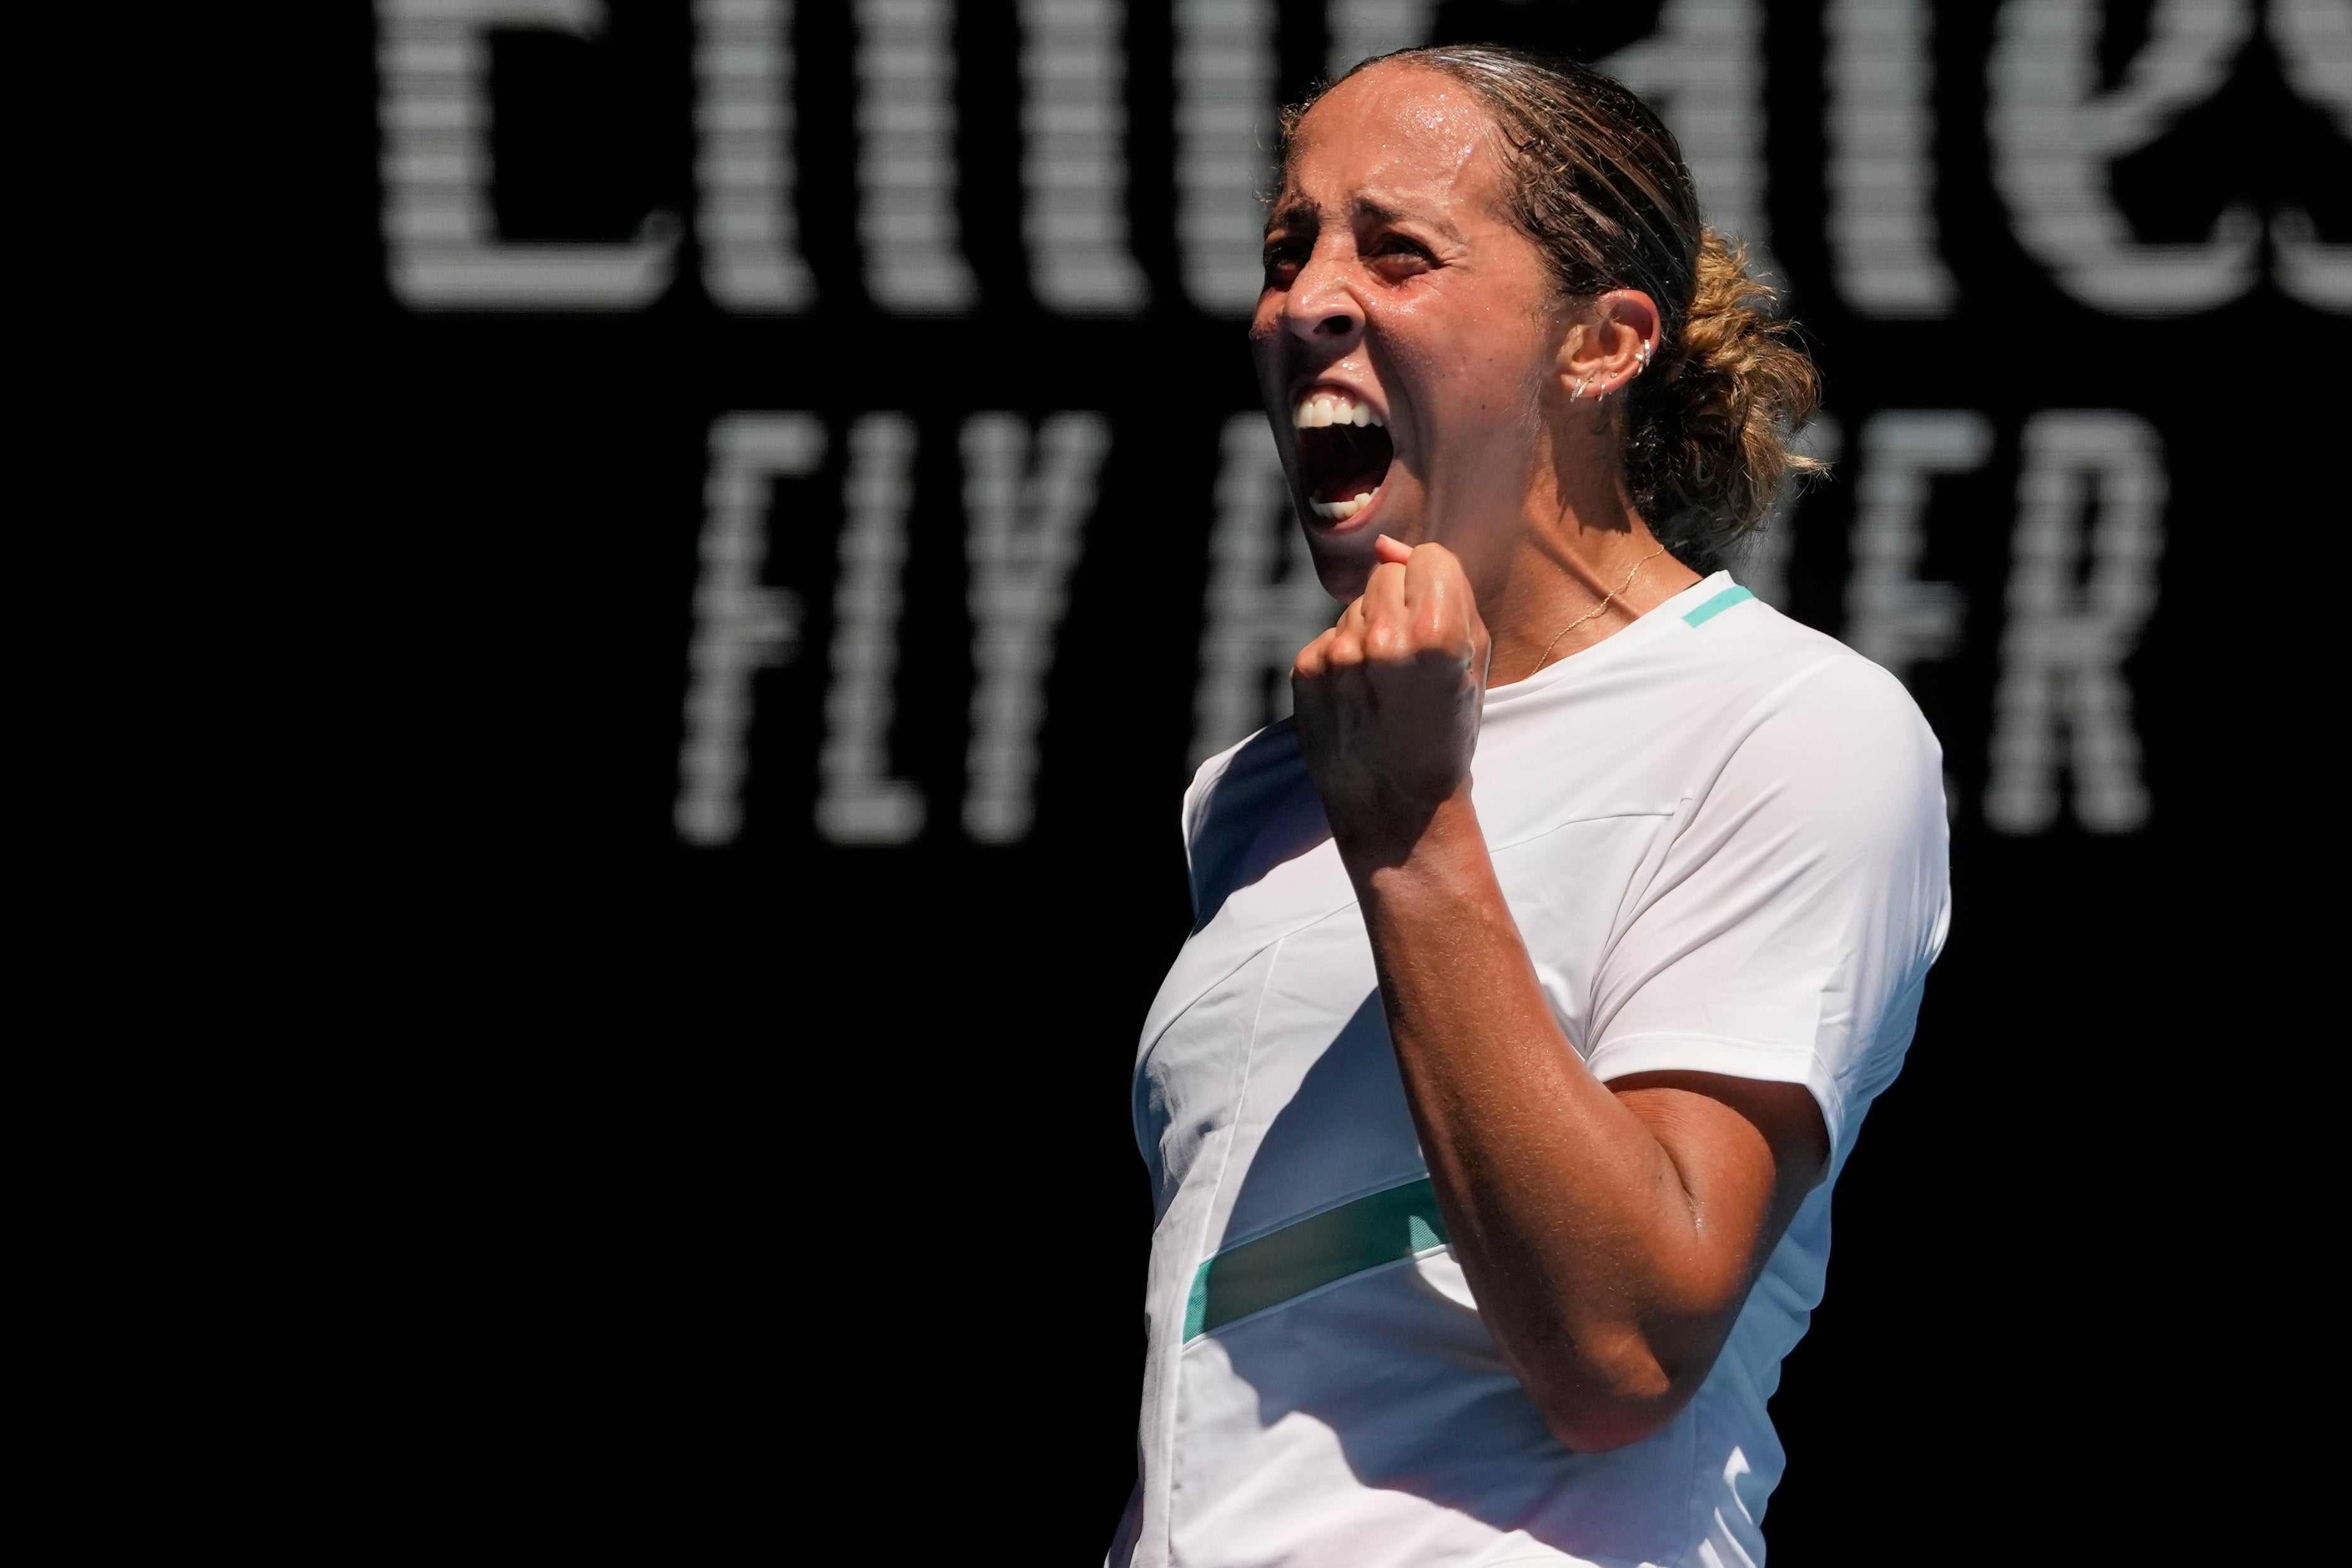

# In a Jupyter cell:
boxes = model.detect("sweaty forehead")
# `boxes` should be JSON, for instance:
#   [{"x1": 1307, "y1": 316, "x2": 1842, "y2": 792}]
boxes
[{"x1": 1277, "y1": 64, "x2": 1506, "y2": 224}]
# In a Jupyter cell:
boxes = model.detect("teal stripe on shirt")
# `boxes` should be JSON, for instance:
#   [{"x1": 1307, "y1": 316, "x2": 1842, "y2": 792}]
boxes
[
  {"x1": 1683, "y1": 585, "x2": 1755, "y2": 627},
  {"x1": 1183, "y1": 1177, "x2": 1450, "y2": 1341}
]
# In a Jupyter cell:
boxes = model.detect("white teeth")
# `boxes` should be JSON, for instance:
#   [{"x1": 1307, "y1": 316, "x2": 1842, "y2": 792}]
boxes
[
  {"x1": 1308, "y1": 490, "x2": 1377, "y2": 522},
  {"x1": 1293, "y1": 391, "x2": 1384, "y2": 430}
]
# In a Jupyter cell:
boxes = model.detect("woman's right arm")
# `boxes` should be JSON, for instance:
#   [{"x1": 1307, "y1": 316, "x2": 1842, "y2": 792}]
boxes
[{"x1": 1292, "y1": 540, "x2": 1946, "y2": 1450}]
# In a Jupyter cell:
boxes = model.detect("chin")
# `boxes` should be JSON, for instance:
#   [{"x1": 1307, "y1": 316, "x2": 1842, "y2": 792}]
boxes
[
  {"x1": 1301, "y1": 516, "x2": 1389, "y2": 601},
  {"x1": 1308, "y1": 552, "x2": 1369, "y2": 603}
]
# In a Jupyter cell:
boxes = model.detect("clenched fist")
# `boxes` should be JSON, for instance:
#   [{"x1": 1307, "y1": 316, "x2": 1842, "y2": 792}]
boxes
[{"x1": 1291, "y1": 535, "x2": 1492, "y2": 862}]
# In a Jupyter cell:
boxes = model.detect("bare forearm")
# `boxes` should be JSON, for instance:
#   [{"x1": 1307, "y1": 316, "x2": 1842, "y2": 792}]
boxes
[{"x1": 1345, "y1": 793, "x2": 1751, "y2": 1447}]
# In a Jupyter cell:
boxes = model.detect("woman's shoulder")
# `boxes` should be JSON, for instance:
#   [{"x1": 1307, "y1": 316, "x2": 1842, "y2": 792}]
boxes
[
  {"x1": 1733, "y1": 608, "x2": 1938, "y2": 756},
  {"x1": 1184, "y1": 719, "x2": 1306, "y2": 836},
  {"x1": 1662, "y1": 587, "x2": 1936, "y2": 748},
  {"x1": 1496, "y1": 587, "x2": 1936, "y2": 793},
  {"x1": 1700, "y1": 619, "x2": 1948, "y2": 851},
  {"x1": 1543, "y1": 588, "x2": 1946, "y2": 844},
  {"x1": 1180, "y1": 719, "x2": 1340, "y2": 929}
]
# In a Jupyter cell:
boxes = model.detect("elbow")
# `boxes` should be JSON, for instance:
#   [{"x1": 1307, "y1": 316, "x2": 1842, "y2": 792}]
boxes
[
  {"x1": 1525, "y1": 1338, "x2": 1703, "y2": 1454},
  {"x1": 1539, "y1": 1397, "x2": 1681, "y2": 1454}
]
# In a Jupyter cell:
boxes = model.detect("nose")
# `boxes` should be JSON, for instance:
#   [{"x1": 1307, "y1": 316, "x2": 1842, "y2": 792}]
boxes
[{"x1": 1281, "y1": 245, "x2": 1364, "y2": 347}]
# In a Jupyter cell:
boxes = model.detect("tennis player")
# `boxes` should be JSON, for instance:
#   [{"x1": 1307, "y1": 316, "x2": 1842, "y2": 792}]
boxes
[{"x1": 1112, "y1": 47, "x2": 1949, "y2": 1568}]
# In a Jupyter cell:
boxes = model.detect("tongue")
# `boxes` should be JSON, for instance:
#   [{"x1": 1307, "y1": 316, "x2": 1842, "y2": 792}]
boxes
[{"x1": 1302, "y1": 424, "x2": 1394, "y2": 505}]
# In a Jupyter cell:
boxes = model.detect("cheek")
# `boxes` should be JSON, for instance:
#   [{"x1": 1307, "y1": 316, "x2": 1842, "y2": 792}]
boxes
[
  {"x1": 1380, "y1": 307, "x2": 1548, "y2": 442},
  {"x1": 1459, "y1": 312, "x2": 1555, "y2": 415},
  {"x1": 1247, "y1": 315, "x2": 1282, "y2": 372}
]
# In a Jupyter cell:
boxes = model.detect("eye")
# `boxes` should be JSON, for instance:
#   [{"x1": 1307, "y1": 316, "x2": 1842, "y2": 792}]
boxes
[
  {"x1": 1262, "y1": 235, "x2": 1310, "y2": 287},
  {"x1": 1365, "y1": 231, "x2": 1437, "y2": 282}
]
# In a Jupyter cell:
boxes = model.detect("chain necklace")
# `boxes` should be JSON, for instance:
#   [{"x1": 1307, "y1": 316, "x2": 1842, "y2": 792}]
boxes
[{"x1": 1530, "y1": 544, "x2": 1667, "y2": 676}]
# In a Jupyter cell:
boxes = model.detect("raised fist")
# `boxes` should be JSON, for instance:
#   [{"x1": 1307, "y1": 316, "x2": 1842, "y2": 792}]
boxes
[{"x1": 1291, "y1": 535, "x2": 1492, "y2": 861}]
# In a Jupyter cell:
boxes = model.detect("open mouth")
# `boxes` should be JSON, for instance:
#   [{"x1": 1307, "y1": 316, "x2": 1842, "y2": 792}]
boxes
[{"x1": 1292, "y1": 390, "x2": 1394, "y2": 524}]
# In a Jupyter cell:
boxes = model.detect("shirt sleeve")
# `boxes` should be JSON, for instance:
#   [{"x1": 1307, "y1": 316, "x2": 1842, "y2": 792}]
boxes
[{"x1": 1580, "y1": 653, "x2": 1952, "y2": 1163}]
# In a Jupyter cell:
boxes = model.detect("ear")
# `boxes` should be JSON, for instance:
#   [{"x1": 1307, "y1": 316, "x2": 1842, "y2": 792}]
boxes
[{"x1": 1557, "y1": 289, "x2": 1663, "y2": 403}]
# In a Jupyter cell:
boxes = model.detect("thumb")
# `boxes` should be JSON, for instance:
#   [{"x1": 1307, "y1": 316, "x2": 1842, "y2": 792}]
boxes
[{"x1": 1372, "y1": 534, "x2": 1413, "y2": 566}]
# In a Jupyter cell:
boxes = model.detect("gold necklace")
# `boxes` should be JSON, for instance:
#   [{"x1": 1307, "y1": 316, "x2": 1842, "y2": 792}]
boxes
[{"x1": 1530, "y1": 544, "x2": 1666, "y2": 675}]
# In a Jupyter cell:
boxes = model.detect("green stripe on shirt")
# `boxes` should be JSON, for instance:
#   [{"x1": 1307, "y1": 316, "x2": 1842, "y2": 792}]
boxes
[
  {"x1": 1682, "y1": 585, "x2": 1755, "y2": 627},
  {"x1": 1184, "y1": 1177, "x2": 1450, "y2": 1341}
]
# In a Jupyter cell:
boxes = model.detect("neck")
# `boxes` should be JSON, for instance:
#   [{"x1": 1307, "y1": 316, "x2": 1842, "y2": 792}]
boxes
[{"x1": 1475, "y1": 489, "x2": 1703, "y2": 687}]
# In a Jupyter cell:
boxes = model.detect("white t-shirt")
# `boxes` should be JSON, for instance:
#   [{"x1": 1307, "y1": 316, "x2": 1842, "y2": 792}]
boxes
[{"x1": 1111, "y1": 573, "x2": 1951, "y2": 1568}]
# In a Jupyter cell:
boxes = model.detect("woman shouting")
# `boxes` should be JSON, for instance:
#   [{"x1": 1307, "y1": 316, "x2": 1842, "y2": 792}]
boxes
[{"x1": 1113, "y1": 45, "x2": 1949, "y2": 1568}]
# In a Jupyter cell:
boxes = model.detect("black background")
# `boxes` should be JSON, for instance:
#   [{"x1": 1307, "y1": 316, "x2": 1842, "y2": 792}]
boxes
[{"x1": 26, "y1": 1, "x2": 2344, "y2": 1557}]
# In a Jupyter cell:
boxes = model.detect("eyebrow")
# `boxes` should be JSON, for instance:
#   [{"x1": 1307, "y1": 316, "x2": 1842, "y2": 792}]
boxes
[
  {"x1": 1265, "y1": 198, "x2": 1316, "y2": 237},
  {"x1": 1279, "y1": 189, "x2": 1458, "y2": 232},
  {"x1": 1263, "y1": 194, "x2": 1432, "y2": 239},
  {"x1": 1350, "y1": 196, "x2": 1416, "y2": 227}
]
